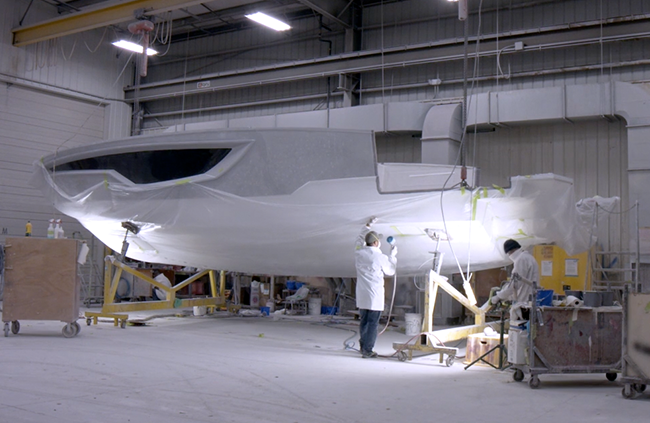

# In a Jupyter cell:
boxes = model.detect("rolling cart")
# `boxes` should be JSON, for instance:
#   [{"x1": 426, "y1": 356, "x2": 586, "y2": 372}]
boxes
[
  {"x1": 2, "y1": 237, "x2": 82, "y2": 338},
  {"x1": 620, "y1": 287, "x2": 650, "y2": 399},
  {"x1": 510, "y1": 283, "x2": 621, "y2": 388}
]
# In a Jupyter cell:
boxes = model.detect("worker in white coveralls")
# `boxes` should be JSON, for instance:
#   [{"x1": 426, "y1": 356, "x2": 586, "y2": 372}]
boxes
[
  {"x1": 354, "y1": 218, "x2": 397, "y2": 358},
  {"x1": 490, "y1": 239, "x2": 540, "y2": 321}
]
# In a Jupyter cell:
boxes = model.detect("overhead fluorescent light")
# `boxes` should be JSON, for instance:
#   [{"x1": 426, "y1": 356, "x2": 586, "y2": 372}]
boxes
[
  {"x1": 112, "y1": 40, "x2": 158, "y2": 56},
  {"x1": 245, "y1": 12, "x2": 291, "y2": 31}
]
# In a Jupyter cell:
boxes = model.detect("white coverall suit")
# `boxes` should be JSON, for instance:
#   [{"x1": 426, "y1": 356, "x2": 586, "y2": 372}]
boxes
[
  {"x1": 354, "y1": 226, "x2": 396, "y2": 311},
  {"x1": 354, "y1": 225, "x2": 396, "y2": 356},
  {"x1": 493, "y1": 248, "x2": 539, "y2": 320}
]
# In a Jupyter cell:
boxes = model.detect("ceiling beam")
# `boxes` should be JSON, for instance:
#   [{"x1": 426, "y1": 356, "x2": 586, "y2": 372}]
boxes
[
  {"x1": 295, "y1": 0, "x2": 351, "y2": 29},
  {"x1": 12, "y1": 0, "x2": 256, "y2": 47},
  {"x1": 123, "y1": 18, "x2": 650, "y2": 103}
]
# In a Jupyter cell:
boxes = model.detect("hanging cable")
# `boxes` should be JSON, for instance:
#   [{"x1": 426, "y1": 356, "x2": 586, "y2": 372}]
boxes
[
  {"x1": 152, "y1": 12, "x2": 174, "y2": 57},
  {"x1": 380, "y1": 0, "x2": 385, "y2": 105},
  {"x1": 84, "y1": 26, "x2": 108, "y2": 53},
  {"x1": 59, "y1": 39, "x2": 77, "y2": 62},
  {"x1": 437, "y1": 0, "x2": 485, "y2": 293}
]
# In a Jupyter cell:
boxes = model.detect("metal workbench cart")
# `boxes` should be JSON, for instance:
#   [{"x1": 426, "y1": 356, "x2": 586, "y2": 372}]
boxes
[
  {"x1": 620, "y1": 287, "x2": 650, "y2": 399},
  {"x1": 2, "y1": 237, "x2": 81, "y2": 338},
  {"x1": 510, "y1": 285, "x2": 621, "y2": 389}
]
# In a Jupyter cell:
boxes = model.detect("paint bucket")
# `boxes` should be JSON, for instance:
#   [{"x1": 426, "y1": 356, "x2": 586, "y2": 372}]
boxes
[
  {"x1": 583, "y1": 291, "x2": 602, "y2": 307},
  {"x1": 405, "y1": 313, "x2": 422, "y2": 336},
  {"x1": 193, "y1": 306, "x2": 207, "y2": 316},
  {"x1": 308, "y1": 297, "x2": 322, "y2": 315}
]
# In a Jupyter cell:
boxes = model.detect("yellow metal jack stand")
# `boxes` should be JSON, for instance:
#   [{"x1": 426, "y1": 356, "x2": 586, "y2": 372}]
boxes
[
  {"x1": 85, "y1": 222, "x2": 227, "y2": 327},
  {"x1": 393, "y1": 270, "x2": 488, "y2": 366},
  {"x1": 85, "y1": 258, "x2": 227, "y2": 327}
]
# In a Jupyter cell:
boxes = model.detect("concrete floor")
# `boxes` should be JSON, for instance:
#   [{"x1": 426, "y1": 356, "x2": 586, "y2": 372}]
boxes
[{"x1": 1, "y1": 307, "x2": 647, "y2": 423}]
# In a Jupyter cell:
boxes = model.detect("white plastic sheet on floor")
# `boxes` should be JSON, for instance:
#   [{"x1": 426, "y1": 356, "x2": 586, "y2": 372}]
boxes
[{"x1": 32, "y1": 128, "x2": 617, "y2": 277}]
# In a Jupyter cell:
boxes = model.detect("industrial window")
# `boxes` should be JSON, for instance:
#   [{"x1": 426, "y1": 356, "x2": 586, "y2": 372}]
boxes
[{"x1": 50, "y1": 149, "x2": 232, "y2": 184}]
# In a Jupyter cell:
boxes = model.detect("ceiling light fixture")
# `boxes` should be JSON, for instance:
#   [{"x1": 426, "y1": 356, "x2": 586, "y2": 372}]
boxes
[
  {"x1": 245, "y1": 12, "x2": 291, "y2": 31},
  {"x1": 112, "y1": 40, "x2": 158, "y2": 56}
]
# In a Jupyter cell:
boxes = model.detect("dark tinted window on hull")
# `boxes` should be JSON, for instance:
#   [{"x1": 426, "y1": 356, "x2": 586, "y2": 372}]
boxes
[{"x1": 50, "y1": 149, "x2": 232, "y2": 184}]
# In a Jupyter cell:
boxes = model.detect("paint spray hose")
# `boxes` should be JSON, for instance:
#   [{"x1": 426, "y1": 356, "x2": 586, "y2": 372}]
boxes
[
  {"x1": 342, "y1": 264, "x2": 396, "y2": 350},
  {"x1": 379, "y1": 236, "x2": 398, "y2": 336},
  {"x1": 378, "y1": 271, "x2": 397, "y2": 336}
]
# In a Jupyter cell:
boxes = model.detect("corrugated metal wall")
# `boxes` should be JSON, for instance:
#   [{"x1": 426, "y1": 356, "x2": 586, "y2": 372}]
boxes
[
  {"x1": 1, "y1": 2, "x2": 129, "y2": 298},
  {"x1": 376, "y1": 133, "x2": 422, "y2": 163},
  {"x1": 0, "y1": 84, "x2": 105, "y2": 241},
  {"x1": 1, "y1": 2, "x2": 131, "y2": 100},
  {"x1": 470, "y1": 118, "x2": 629, "y2": 252},
  {"x1": 0, "y1": 1, "x2": 130, "y2": 243}
]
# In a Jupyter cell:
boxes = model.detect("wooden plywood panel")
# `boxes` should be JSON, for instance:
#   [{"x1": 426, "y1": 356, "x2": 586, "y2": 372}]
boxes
[{"x1": 3, "y1": 237, "x2": 79, "y2": 323}]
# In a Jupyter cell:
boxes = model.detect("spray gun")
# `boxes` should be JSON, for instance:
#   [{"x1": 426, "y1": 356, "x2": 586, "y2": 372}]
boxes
[{"x1": 386, "y1": 236, "x2": 397, "y2": 257}]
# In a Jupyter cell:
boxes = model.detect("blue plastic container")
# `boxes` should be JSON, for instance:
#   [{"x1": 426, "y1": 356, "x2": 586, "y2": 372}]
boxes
[
  {"x1": 537, "y1": 289, "x2": 554, "y2": 306},
  {"x1": 286, "y1": 281, "x2": 296, "y2": 290},
  {"x1": 321, "y1": 306, "x2": 338, "y2": 315},
  {"x1": 260, "y1": 306, "x2": 270, "y2": 316}
]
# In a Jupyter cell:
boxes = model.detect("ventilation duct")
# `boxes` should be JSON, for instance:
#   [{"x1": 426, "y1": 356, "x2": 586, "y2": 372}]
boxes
[{"x1": 420, "y1": 103, "x2": 463, "y2": 165}]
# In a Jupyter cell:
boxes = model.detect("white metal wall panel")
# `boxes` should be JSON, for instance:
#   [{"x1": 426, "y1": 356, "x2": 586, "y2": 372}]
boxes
[
  {"x1": 470, "y1": 118, "x2": 628, "y2": 251},
  {"x1": 1, "y1": 2, "x2": 130, "y2": 102},
  {"x1": 375, "y1": 134, "x2": 422, "y2": 164},
  {"x1": 0, "y1": 85, "x2": 105, "y2": 242}
]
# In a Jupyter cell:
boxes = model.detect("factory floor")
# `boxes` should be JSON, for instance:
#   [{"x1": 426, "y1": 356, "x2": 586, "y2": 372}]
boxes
[{"x1": 1, "y1": 306, "x2": 647, "y2": 423}]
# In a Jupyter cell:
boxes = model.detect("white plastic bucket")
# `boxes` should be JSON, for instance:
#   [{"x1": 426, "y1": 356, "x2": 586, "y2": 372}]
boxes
[
  {"x1": 193, "y1": 306, "x2": 207, "y2": 316},
  {"x1": 404, "y1": 313, "x2": 422, "y2": 336},
  {"x1": 308, "y1": 297, "x2": 322, "y2": 315}
]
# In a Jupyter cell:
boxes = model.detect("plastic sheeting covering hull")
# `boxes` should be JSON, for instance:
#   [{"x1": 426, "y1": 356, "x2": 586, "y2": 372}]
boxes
[{"x1": 33, "y1": 128, "x2": 598, "y2": 277}]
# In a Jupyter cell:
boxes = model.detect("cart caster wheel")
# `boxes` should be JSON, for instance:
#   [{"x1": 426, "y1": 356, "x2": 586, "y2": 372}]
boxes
[
  {"x1": 3, "y1": 322, "x2": 9, "y2": 337},
  {"x1": 120, "y1": 319, "x2": 127, "y2": 329},
  {"x1": 513, "y1": 369, "x2": 525, "y2": 382},
  {"x1": 633, "y1": 383, "x2": 646, "y2": 393},
  {"x1": 397, "y1": 351, "x2": 408, "y2": 362},
  {"x1": 529, "y1": 375, "x2": 540, "y2": 389},
  {"x1": 86, "y1": 318, "x2": 92, "y2": 326},
  {"x1": 622, "y1": 385, "x2": 635, "y2": 399},
  {"x1": 11, "y1": 321, "x2": 20, "y2": 335},
  {"x1": 606, "y1": 372, "x2": 617, "y2": 382},
  {"x1": 73, "y1": 322, "x2": 81, "y2": 333},
  {"x1": 445, "y1": 356, "x2": 455, "y2": 367},
  {"x1": 62, "y1": 323, "x2": 79, "y2": 338}
]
